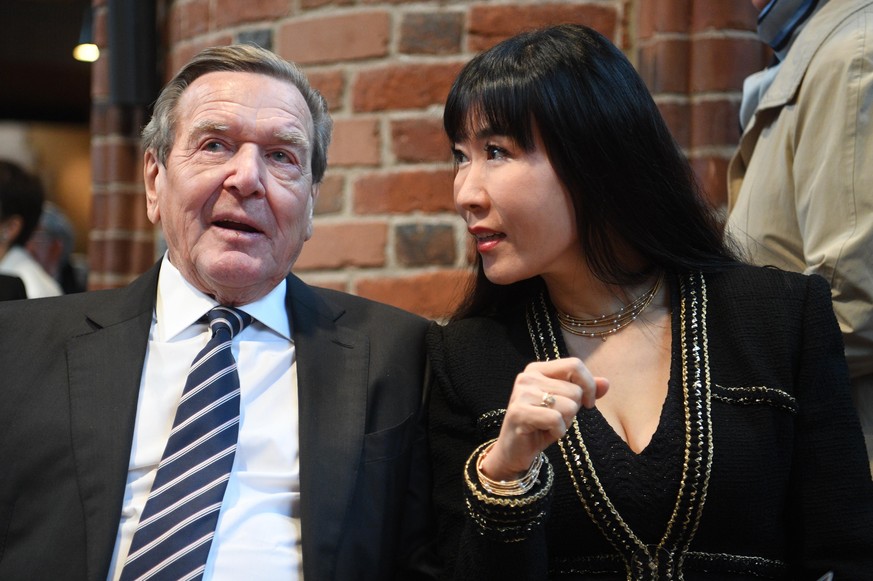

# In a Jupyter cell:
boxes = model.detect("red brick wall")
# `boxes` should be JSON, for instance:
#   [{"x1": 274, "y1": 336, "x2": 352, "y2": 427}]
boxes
[
  {"x1": 638, "y1": 0, "x2": 768, "y2": 216},
  {"x1": 88, "y1": 0, "x2": 769, "y2": 317}
]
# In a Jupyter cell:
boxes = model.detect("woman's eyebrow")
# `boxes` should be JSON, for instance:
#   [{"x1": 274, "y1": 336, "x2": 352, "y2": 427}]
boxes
[{"x1": 473, "y1": 127, "x2": 501, "y2": 141}]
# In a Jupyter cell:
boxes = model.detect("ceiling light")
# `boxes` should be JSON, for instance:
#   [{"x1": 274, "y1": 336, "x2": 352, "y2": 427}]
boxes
[{"x1": 73, "y1": 6, "x2": 99, "y2": 63}]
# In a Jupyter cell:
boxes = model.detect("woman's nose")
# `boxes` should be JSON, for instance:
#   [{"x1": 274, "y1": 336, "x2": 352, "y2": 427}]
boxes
[{"x1": 454, "y1": 163, "x2": 487, "y2": 214}]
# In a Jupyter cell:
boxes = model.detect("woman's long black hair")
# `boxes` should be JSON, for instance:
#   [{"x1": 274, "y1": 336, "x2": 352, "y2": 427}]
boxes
[{"x1": 444, "y1": 24, "x2": 741, "y2": 320}]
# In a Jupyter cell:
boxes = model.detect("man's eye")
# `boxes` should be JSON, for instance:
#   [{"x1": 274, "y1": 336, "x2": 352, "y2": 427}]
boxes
[
  {"x1": 203, "y1": 141, "x2": 226, "y2": 152},
  {"x1": 268, "y1": 151, "x2": 292, "y2": 164}
]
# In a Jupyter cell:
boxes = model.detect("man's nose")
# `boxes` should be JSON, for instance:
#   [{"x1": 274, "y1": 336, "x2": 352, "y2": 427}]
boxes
[{"x1": 225, "y1": 144, "x2": 266, "y2": 197}]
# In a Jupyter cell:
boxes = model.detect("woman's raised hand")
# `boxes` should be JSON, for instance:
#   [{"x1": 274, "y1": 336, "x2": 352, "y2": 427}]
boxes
[{"x1": 479, "y1": 357, "x2": 608, "y2": 481}]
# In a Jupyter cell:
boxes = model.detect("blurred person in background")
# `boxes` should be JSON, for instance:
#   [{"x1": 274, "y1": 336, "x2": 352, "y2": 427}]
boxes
[
  {"x1": 727, "y1": 0, "x2": 873, "y2": 472},
  {"x1": 27, "y1": 201, "x2": 87, "y2": 293},
  {"x1": 0, "y1": 160, "x2": 63, "y2": 298}
]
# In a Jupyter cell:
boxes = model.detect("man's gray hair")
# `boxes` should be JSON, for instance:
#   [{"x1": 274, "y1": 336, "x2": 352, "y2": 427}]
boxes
[{"x1": 141, "y1": 44, "x2": 333, "y2": 183}]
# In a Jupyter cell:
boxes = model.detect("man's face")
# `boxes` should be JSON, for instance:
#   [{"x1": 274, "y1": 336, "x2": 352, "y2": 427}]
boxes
[{"x1": 144, "y1": 71, "x2": 319, "y2": 305}]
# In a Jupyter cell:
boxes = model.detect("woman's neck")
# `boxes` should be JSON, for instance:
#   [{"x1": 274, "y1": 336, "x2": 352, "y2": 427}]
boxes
[{"x1": 542, "y1": 269, "x2": 664, "y2": 320}]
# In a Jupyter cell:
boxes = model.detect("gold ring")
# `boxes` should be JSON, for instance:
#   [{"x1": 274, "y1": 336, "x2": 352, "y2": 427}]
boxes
[{"x1": 539, "y1": 392, "x2": 556, "y2": 408}]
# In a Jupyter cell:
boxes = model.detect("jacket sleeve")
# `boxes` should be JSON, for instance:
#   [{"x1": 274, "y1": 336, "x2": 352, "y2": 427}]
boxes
[
  {"x1": 426, "y1": 322, "x2": 551, "y2": 580},
  {"x1": 786, "y1": 274, "x2": 873, "y2": 578},
  {"x1": 791, "y1": 14, "x2": 873, "y2": 381}
]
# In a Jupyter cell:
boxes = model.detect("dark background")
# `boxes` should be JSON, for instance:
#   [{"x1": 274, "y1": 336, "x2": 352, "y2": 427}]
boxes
[{"x1": 0, "y1": 0, "x2": 92, "y2": 123}]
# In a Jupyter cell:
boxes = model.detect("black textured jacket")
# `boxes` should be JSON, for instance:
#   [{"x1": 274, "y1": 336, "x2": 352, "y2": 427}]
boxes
[{"x1": 428, "y1": 266, "x2": 873, "y2": 580}]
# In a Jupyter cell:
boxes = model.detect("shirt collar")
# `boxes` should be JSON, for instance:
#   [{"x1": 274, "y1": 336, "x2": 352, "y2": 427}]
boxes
[{"x1": 155, "y1": 254, "x2": 291, "y2": 341}]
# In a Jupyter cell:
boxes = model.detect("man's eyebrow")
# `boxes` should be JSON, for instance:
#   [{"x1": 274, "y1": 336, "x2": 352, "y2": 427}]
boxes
[
  {"x1": 185, "y1": 119, "x2": 230, "y2": 147},
  {"x1": 274, "y1": 129, "x2": 310, "y2": 149},
  {"x1": 184, "y1": 120, "x2": 310, "y2": 150},
  {"x1": 191, "y1": 120, "x2": 229, "y2": 135}
]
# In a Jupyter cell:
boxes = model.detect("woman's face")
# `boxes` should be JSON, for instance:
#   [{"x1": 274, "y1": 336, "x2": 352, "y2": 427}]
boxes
[{"x1": 451, "y1": 120, "x2": 584, "y2": 286}]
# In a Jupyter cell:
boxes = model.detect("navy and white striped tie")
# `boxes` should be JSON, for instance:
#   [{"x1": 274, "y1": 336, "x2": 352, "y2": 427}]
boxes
[{"x1": 120, "y1": 306, "x2": 253, "y2": 581}]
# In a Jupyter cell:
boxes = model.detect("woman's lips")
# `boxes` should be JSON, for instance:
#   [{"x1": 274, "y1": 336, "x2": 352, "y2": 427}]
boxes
[{"x1": 472, "y1": 230, "x2": 505, "y2": 252}]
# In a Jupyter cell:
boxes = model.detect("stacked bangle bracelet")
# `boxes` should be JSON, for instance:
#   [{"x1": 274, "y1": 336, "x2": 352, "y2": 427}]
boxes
[{"x1": 476, "y1": 439, "x2": 545, "y2": 496}]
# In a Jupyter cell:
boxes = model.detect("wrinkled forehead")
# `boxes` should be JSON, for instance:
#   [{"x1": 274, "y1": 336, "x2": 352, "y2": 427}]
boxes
[{"x1": 176, "y1": 71, "x2": 314, "y2": 137}]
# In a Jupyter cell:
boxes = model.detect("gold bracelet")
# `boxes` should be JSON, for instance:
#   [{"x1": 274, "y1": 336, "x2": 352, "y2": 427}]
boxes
[{"x1": 476, "y1": 439, "x2": 545, "y2": 497}]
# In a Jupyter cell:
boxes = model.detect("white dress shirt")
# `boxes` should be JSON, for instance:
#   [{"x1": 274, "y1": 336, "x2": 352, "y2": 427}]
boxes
[
  {"x1": 0, "y1": 245, "x2": 62, "y2": 298},
  {"x1": 107, "y1": 256, "x2": 302, "y2": 580}
]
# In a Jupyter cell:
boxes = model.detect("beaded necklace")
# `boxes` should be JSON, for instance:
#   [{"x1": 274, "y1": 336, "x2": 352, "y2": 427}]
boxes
[{"x1": 555, "y1": 272, "x2": 665, "y2": 340}]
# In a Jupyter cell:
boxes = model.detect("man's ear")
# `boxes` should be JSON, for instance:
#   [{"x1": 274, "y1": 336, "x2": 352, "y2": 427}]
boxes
[
  {"x1": 305, "y1": 183, "x2": 319, "y2": 241},
  {"x1": 143, "y1": 149, "x2": 162, "y2": 225}
]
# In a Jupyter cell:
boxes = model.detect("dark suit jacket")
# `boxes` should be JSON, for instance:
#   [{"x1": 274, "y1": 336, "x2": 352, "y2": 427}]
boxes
[
  {"x1": 0, "y1": 274, "x2": 26, "y2": 301},
  {"x1": 0, "y1": 262, "x2": 435, "y2": 580}
]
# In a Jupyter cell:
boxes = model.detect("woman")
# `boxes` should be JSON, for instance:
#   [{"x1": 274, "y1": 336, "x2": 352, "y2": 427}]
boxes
[{"x1": 427, "y1": 24, "x2": 873, "y2": 580}]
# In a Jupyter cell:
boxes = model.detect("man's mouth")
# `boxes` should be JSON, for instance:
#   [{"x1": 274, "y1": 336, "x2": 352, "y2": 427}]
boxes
[{"x1": 214, "y1": 219, "x2": 260, "y2": 234}]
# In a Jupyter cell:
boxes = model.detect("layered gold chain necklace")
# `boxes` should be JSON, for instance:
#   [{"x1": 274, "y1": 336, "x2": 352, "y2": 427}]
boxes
[{"x1": 555, "y1": 272, "x2": 665, "y2": 341}]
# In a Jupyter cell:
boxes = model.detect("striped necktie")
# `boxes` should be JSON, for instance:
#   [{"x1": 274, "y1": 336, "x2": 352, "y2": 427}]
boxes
[{"x1": 120, "y1": 306, "x2": 253, "y2": 581}]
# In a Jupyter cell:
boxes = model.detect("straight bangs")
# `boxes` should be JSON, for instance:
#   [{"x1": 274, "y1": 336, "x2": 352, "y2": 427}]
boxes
[{"x1": 443, "y1": 67, "x2": 537, "y2": 152}]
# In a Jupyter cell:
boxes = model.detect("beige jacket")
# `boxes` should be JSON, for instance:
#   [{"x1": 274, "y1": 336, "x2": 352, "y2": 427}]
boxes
[{"x1": 728, "y1": 0, "x2": 873, "y2": 389}]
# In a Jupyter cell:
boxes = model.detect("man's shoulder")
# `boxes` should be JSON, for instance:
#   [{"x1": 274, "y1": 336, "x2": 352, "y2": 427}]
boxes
[
  {"x1": 0, "y1": 269, "x2": 157, "y2": 335},
  {"x1": 0, "y1": 288, "x2": 96, "y2": 314},
  {"x1": 309, "y1": 285, "x2": 429, "y2": 328},
  {"x1": 0, "y1": 287, "x2": 133, "y2": 329},
  {"x1": 808, "y1": 1, "x2": 873, "y2": 64},
  {"x1": 0, "y1": 290, "x2": 127, "y2": 368}
]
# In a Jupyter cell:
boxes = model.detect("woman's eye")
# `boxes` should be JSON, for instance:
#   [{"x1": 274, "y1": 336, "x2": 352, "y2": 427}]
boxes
[
  {"x1": 485, "y1": 144, "x2": 508, "y2": 160},
  {"x1": 451, "y1": 148, "x2": 469, "y2": 164}
]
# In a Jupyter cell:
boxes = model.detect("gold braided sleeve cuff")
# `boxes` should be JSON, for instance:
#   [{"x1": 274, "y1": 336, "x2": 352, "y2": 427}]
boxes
[{"x1": 463, "y1": 439, "x2": 554, "y2": 542}]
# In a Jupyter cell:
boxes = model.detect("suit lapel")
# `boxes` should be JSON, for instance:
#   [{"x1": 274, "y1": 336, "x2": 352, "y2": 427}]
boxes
[
  {"x1": 67, "y1": 264, "x2": 159, "y2": 578},
  {"x1": 287, "y1": 275, "x2": 368, "y2": 579}
]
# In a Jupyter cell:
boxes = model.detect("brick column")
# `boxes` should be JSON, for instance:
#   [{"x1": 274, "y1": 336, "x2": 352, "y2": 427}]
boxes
[
  {"x1": 88, "y1": 0, "x2": 156, "y2": 290},
  {"x1": 637, "y1": 0, "x2": 769, "y2": 208}
]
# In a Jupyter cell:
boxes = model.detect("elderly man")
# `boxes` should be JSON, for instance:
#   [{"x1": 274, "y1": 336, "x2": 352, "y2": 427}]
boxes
[{"x1": 0, "y1": 45, "x2": 434, "y2": 580}]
